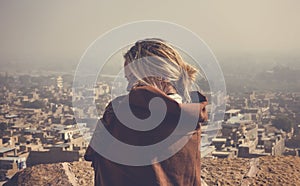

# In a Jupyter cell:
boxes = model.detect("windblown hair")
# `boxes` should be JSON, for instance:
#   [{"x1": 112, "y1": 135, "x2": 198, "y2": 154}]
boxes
[{"x1": 124, "y1": 38, "x2": 198, "y2": 102}]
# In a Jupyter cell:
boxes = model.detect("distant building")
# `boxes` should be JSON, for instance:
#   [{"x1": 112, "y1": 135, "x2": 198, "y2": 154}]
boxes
[
  {"x1": 224, "y1": 109, "x2": 241, "y2": 121},
  {"x1": 0, "y1": 147, "x2": 26, "y2": 181},
  {"x1": 0, "y1": 147, "x2": 16, "y2": 158},
  {"x1": 57, "y1": 76, "x2": 63, "y2": 90},
  {"x1": 211, "y1": 108, "x2": 285, "y2": 158},
  {"x1": 26, "y1": 146, "x2": 79, "y2": 167},
  {"x1": 262, "y1": 134, "x2": 285, "y2": 156}
]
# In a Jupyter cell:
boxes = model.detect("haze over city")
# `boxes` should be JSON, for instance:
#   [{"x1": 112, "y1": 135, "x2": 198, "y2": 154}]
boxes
[{"x1": 0, "y1": 0, "x2": 300, "y2": 72}]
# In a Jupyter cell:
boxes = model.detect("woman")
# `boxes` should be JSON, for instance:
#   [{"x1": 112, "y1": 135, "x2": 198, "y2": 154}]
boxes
[{"x1": 85, "y1": 38, "x2": 208, "y2": 186}]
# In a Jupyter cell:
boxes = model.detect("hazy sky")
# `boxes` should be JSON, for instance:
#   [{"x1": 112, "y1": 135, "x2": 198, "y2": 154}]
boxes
[{"x1": 0, "y1": 0, "x2": 299, "y2": 64}]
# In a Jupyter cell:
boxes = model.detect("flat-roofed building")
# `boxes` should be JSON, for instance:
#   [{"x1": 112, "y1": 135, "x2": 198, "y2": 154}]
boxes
[{"x1": 0, "y1": 147, "x2": 16, "y2": 158}]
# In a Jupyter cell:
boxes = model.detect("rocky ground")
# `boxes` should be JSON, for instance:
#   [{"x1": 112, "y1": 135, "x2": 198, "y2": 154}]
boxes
[
  {"x1": 3, "y1": 163, "x2": 73, "y2": 186},
  {"x1": 245, "y1": 156, "x2": 300, "y2": 186},
  {"x1": 3, "y1": 156, "x2": 300, "y2": 186},
  {"x1": 201, "y1": 158, "x2": 250, "y2": 185},
  {"x1": 201, "y1": 156, "x2": 300, "y2": 186}
]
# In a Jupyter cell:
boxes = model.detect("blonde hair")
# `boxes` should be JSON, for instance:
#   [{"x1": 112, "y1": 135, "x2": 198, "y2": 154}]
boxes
[{"x1": 124, "y1": 38, "x2": 198, "y2": 102}]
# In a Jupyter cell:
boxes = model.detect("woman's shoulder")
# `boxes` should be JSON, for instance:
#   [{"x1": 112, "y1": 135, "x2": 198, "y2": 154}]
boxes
[{"x1": 102, "y1": 95, "x2": 126, "y2": 125}]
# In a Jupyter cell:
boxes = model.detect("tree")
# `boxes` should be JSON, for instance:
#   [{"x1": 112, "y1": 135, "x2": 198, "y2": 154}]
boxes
[{"x1": 272, "y1": 115, "x2": 294, "y2": 133}]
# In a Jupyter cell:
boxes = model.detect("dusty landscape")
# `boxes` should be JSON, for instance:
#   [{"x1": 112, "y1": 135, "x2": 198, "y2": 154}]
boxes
[{"x1": 3, "y1": 156, "x2": 300, "y2": 186}]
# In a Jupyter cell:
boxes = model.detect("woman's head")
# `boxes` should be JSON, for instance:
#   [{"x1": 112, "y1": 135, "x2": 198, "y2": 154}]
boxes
[{"x1": 123, "y1": 38, "x2": 198, "y2": 102}]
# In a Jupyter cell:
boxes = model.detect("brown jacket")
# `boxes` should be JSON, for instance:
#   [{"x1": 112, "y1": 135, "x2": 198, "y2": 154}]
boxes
[{"x1": 85, "y1": 85, "x2": 207, "y2": 186}]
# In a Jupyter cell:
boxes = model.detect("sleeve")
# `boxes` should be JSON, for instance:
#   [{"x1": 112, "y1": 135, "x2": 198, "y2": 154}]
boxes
[{"x1": 84, "y1": 145, "x2": 95, "y2": 162}]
